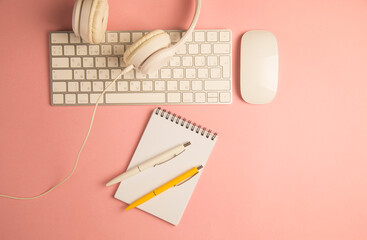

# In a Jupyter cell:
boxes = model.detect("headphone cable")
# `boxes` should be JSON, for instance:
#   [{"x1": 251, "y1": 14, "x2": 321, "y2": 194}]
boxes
[{"x1": 0, "y1": 64, "x2": 134, "y2": 200}]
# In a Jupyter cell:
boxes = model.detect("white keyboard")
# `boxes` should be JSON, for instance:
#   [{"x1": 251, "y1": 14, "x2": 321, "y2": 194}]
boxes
[{"x1": 49, "y1": 30, "x2": 232, "y2": 105}]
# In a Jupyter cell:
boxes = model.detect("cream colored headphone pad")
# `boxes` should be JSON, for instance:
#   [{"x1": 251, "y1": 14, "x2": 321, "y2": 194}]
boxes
[
  {"x1": 88, "y1": 0, "x2": 109, "y2": 44},
  {"x1": 72, "y1": 0, "x2": 83, "y2": 36},
  {"x1": 79, "y1": 0, "x2": 94, "y2": 42},
  {"x1": 123, "y1": 30, "x2": 171, "y2": 66}
]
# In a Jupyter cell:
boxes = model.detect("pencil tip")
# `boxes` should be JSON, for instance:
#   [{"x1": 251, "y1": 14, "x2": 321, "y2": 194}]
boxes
[
  {"x1": 106, "y1": 181, "x2": 113, "y2": 187},
  {"x1": 184, "y1": 141, "x2": 191, "y2": 147}
]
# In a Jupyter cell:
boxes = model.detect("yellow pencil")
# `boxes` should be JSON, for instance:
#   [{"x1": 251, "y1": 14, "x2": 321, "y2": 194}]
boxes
[{"x1": 125, "y1": 165, "x2": 203, "y2": 210}]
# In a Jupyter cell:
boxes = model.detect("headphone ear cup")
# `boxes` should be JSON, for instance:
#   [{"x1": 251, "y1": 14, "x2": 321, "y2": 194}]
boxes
[
  {"x1": 124, "y1": 30, "x2": 171, "y2": 69},
  {"x1": 89, "y1": 0, "x2": 109, "y2": 44},
  {"x1": 78, "y1": 0, "x2": 94, "y2": 42},
  {"x1": 72, "y1": 0, "x2": 83, "y2": 36},
  {"x1": 139, "y1": 47, "x2": 176, "y2": 74}
]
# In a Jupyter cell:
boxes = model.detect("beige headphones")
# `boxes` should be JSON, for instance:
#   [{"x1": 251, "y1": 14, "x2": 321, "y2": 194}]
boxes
[
  {"x1": 72, "y1": 0, "x2": 202, "y2": 74},
  {"x1": 0, "y1": 0, "x2": 202, "y2": 200}
]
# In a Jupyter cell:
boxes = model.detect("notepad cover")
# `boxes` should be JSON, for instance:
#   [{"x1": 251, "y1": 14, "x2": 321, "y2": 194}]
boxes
[{"x1": 114, "y1": 108, "x2": 217, "y2": 225}]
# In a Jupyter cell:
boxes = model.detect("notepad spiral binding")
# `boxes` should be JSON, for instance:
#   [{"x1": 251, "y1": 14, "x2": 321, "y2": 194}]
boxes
[{"x1": 155, "y1": 107, "x2": 217, "y2": 140}]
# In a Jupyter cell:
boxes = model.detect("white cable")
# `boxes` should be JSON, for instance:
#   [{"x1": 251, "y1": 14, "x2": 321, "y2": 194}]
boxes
[{"x1": 0, "y1": 64, "x2": 135, "y2": 200}]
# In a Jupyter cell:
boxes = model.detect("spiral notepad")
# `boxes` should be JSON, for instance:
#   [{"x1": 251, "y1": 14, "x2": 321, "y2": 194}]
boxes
[{"x1": 114, "y1": 107, "x2": 217, "y2": 225}]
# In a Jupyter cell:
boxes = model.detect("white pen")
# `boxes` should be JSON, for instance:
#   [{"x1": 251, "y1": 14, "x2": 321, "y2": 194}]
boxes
[{"x1": 106, "y1": 141, "x2": 191, "y2": 186}]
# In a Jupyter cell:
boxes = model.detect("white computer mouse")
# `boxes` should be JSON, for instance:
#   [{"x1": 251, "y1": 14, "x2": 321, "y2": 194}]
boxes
[{"x1": 240, "y1": 30, "x2": 278, "y2": 104}]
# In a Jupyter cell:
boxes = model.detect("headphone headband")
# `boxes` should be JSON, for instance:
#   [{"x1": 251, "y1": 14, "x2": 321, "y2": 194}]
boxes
[
  {"x1": 172, "y1": 0, "x2": 202, "y2": 50},
  {"x1": 73, "y1": 0, "x2": 201, "y2": 45}
]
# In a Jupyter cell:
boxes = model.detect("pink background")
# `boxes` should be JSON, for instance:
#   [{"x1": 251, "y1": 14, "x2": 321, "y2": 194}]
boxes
[{"x1": 1, "y1": 0, "x2": 367, "y2": 239}]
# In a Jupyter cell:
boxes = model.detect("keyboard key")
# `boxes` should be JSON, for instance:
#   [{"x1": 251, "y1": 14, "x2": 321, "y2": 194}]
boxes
[
  {"x1": 167, "y1": 81, "x2": 178, "y2": 91},
  {"x1": 69, "y1": 33, "x2": 81, "y2": 43},
  {"x1": 185, "y1": 68, "x2": 196, "y2": 78},
  {"x1": 111, "y1": 69, "x2": 122, "y2": 79},
  {"x1": 101, "y1": 45, "x2": 112, "y2": 55},
  {"x1": 65, "y1": 94, "x2": 76, "y2": 104},
  {"x1": 194, "y1": 32, "x2": 205, "y2": 42},
  {"x1": 207, "y1": 56, "x2": 218, "y2": 66},
  {"x1": 117, "y1": 81, "x2": 128, "y2": 91},
  {"x1": 161, "y1": 69, "x2": 171, "y2": 78},
  {"x1": 195, "y1": 56, "x2": 205, "y2": 66},
  {"x1": 198, "y1": 69, "x2": 208, "y2": 78},
  {"x1": 90, "y1": 94, "x2": 104, "y2": 104},
  {"x1": 192, "y1": 81, "x2": 202, "y2": 90},
  {"x1": 200, "y1": 44, "x2": 211, "y2": 54},
  {"x1": 136, "y1": 71, "x2": 146, "y2": 79},
  {"x1": 188, "y1": 44, "x2": 199, "y2": 54},
  {"x1": 83, "y1": 57, "x2": 94, "y2": 67},
  {"x1": 106, "y1": 93, "x2": 165, "y2": 103},
  {"x1": 86, "y1": 70, "x2": 97, "y2": 79},
  {"x1": 68, "y1": 82, "x2": 79, "y2": 92},
  {"x1": 64, "y1": 46, "x2": 75, "y2": 56},
  {"x1": 78, "y1": 94, "x2": 89, "y2": 104},
  {"x1": 53, "y1": 94, "x2": 64, "y2": 104},
  {"x1": 208, "y1": 97, "x2": 218, "y2": 103},
  {"x1": 155, "y1": 81, "x2": 165, "y2": 91},
  {"x1": 170, "y1": 32, "x2": 181, "y2": 42},
  {"x1": 220, "y1": 31, "x2": 230, "y2": 42},
  {"x1": 142, "y1": 81, "x2": 153, "y2": 91},
  {"x1": 220, "y1": 56, "x2": 230, "y2": 78},
  {"x1": 210, "y1": 68, "x2": 221, "y2": 78},
  {"x1": 107, "y1": 32, "x2": 118, "y2": 43},
  {"x1": 169, "y1": 56, "x2": 181, "y2": 66},
  {"x1": 98, "y1": 69, "x2": 109, "y2": 79},
  {"x1": 80, "y1": 82, "x2": 92, "y2": 92},
  {"x1": 176, "y1": 45, "x2": 186, "y2": 54},
  {"x1": 53, "y1": 82, "x2": 66, "y2": 92},
  {"x1": 51, "y1": 46, "x2": 63, "y2": 56},
  {"x1": 180, "y1": 81, "x2": 190, "y2": 91},
  {"x1": 93, "y1": 82, "x2": 104, "y2": 92},
  {"x1": 89, "y1": 45, "x2": 100, "y2": 55},
  {"x1": 52, "y1": 70, "x2": 72, "y2": 80},
  {"x1": 207, "y1": 32, "x2": 218, "y2": 42},
  {"x1": 105, "y1": 81, "x2": 116, "y2": 91},
  {"x1": 119, "y1": 33, "x2": 130, "y2": 42},
  {"x1": 195, "y1": 92, "x2": 206, "y2": 103},
  {"x1": 220, "y1": 92, "x2": 231, "y2": 103},
  {"x1": 173, "y1": 69, "x2": 184, "y2": 79},
  {"x1": 70, "y1": 57, "x2": 81, "y2": 68},
  {"x1": 52, "y1": 58, "x2": 69, "y2": 68},
  {"x1": 123, "y1": 70, "x2": 134, "y2": 79},
  {"x1": 182, "y1": 93, "x2": 193, "y2": 102},
  {"x1": 51, "y1": 33, "x2": 68, "y2": 43},
  {"x1": 74, "y1": 69, "x2": 85, "y2": 80},
  {"x1": 113, "y1": 45, "x2": 124, "y2": 55},
  {"x1": 182, "y1": 57, "x2": 192, "y2": 66},
  {"x1": 130, "y1": 81, "x2": 140, "y2": 91},
  {"x1": 108, "y1": 57, "x2": 119, "y2": 67},
  {"x1": 182, "y1": 31, "x2": 193, "y2": 42},
  {"x1": 95, "y1": 57, "x2": 106, "y2": 67},
  {"x1": 205, "y1": 81, "x2": 230, "y2": 90},
  {"x1": 76, "y1": 45, "x2": 88, "y2": 55},
  {"x1": 132, "y1": 32, "x2": 143, "y2": 42},
  {"x1": 167, "y1": 93, "x2": 181, "y2": 103},
  {"x1": 214, "y1": 44, "x2": 230, "y2": 54}
]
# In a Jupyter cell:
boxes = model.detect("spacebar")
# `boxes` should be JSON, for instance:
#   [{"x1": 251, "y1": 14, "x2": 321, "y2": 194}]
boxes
[{"x1": 105, "y1": 93, "x2": 166, "y2": 103}]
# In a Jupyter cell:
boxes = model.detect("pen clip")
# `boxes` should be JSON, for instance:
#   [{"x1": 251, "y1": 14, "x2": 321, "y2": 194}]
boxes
[
  {"x1": 174, "y1": 172, "x2": 199, "y2": 187},
  {"x1": 153, "y1": 149, "x2": 185, "y2": 167}
]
